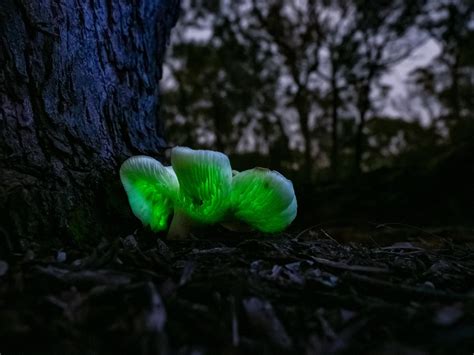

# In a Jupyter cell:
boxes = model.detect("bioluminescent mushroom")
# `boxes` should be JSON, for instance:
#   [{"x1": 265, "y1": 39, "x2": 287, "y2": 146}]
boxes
[
  {"x1": 120, "y1": 147, "x2": 297, "y2": 238},
  {"x1": 229, "y1": 167, "x2": 297, "y2": 233},
  {"x1": 120, "y1": 156, "x2": 179, "y2": 231},
  {"x1": 171, "y1": 147, "x2": 232, "y2": 223},
  {"x1": 168, "y1": 147, "x2": 233, "y2": 238}
]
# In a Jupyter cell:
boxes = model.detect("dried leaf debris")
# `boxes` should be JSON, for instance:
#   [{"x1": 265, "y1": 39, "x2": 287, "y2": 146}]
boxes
[{"x1": 0, "y1": 228, "x2": 473, "y2": 354}]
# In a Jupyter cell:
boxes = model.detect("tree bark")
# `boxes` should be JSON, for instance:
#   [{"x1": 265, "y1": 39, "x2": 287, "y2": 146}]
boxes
[
  {"x1": 330, "y1": 63, "x2": 339, "y2": 178},
  {"x1": 298, "y1": 105, "x2": 312, "y2": 182},
  {"x1": 354, "y1": 84, "x2": 370, "y2": 174},
  {"x1": 0, "y1": 0, "x2": 180, "y2": 241},
  {"x1": 449, "y1": 52, "x2": 460, "y2": 123}
]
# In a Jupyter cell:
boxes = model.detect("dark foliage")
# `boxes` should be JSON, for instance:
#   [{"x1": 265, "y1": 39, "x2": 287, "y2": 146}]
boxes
[{"x1": 163, "y1": 0, "x2": 474, "y2": 180}]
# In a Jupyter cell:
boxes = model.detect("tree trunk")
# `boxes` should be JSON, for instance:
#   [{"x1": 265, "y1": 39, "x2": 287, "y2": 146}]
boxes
[
  {"x1": 450, "y1": 52, "x2": 460, "y2": 123},
  {"x1": 298, "y1": 106, "x2": 312, "y2": 182},
  {"x1": 0, "y1": 0, "x2": 180, "y2": 241},
  {"x1": 330, "y1": 67, "x2": 339, "y2": 178},
  {"x1": 354, "y1": 88, "x2": 369, "y2": 175}
]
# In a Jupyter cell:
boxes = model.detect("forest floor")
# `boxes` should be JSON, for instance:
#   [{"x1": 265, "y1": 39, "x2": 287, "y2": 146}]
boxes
[{"x1": 1, "y1": 226, "x2": 474, "y2": 355}]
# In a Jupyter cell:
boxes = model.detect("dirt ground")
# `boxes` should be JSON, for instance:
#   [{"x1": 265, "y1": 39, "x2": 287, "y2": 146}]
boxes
[{"x1": 1, "y1": 226, "x2": 473, "y2": 354}]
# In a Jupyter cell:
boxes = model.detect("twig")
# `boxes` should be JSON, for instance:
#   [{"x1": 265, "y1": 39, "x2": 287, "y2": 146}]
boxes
[
  {"x1": 320, "y1": 229, "x2": 341, "y2": 245},
  {"x1": 312, "y1": 257, "x2": 390, "y2": 274},
  {"x1": 374, "y1": 222, "x2": 445, "y2": 239},
  {"x1": 344, "y1": 272, "x2": 473, "y2": 302}
]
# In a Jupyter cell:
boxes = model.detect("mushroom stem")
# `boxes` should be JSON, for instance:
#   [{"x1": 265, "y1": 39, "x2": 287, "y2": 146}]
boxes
[
  {"x1": 167, "y1": 208, "x2": 197, "y2": 239},
  {"x1": 220, "y1": 220, "x2": 253, "y2": 232}
]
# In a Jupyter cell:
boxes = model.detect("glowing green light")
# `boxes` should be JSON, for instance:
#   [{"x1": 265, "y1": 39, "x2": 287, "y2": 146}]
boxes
[
  {"x1": 120, "y1": 148, "x2": 297, "y2": 236},
  {"x1": 120, "y1": 156, "x2": 178, "y2": 231},
  {"x1": 230, "y1": 168, "x2": 297, "y2": 232},
  {"x1": 171, "y1": 147, "x2": 232, "y2": 224}
]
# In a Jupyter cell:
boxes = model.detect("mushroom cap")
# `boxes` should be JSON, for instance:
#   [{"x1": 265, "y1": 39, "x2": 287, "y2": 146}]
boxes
[
  {"x1": 230, "y1": 167, "x2": 297, "y2": 233},
  {"x1": 120, "y1": 156, "x2": 179, "y2": 231},
  {"x1": 171, "y1": 146, "x2": 232, "y2": 224}
]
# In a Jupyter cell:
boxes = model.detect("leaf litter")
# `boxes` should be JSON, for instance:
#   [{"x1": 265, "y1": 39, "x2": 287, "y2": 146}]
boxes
[{"x1": 0, "y1": 227, "x2": 473, "y2": 354}]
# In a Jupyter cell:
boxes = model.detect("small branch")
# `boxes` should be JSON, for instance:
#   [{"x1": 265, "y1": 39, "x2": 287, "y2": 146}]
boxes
[
  {"x1": 344, "y1": 272, "x2": 473, "y2": 302},
  {"x1": 312, "y1": 257, "x2": 390, "y2": 274}
]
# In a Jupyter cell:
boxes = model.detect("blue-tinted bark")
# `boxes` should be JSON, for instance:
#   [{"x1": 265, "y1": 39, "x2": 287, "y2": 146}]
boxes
[{"x1": 0, "y1": 0, "x2": 180, "y2": 240}]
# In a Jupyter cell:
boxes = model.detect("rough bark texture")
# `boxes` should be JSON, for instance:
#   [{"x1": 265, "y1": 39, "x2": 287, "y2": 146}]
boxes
[{"x1": 0, "y1": 0, "x2": 180, "y2": 240}]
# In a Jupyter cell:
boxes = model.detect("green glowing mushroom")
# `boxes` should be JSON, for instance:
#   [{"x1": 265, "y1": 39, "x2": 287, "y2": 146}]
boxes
[
  {"x1": 228, "y1": 167, "x2": 297, "y2": 233},
  {"x1": 120, "y1": 156, "x2": 178, "y2": 232},
  {"x1": 120, "y1": 147, "x2": 297, "y2": 239},
  {"x1": 168, "y1": 146, "x2": 233, "y2": 238}
]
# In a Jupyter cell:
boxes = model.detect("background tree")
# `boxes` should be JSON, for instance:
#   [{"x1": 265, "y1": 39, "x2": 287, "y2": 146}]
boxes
[
  {"x1": 162, "y1": 0, "x2": 473, "y2": 192},
  {"x1": 315, "y1": 0, "x2": 356, "y2": 178},
  {"x1": 414, "y1": 0, "x2": 474, "y2": 141},
  {"x1": 343, "y1": 0, "x2": 427, "y2": 173},
  {"x1": 164, "y1": 0, "x2": 324, "y2": 180},
  {"x1": 163, "y1": 0, "x2": 433, "y2": 180},
  {"x1": 163, "y1": 3, "x2": 282, "y2": 155}
]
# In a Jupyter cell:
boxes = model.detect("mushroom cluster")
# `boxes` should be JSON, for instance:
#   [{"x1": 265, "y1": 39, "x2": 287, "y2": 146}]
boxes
[{"x1": 120, "y1": 147, "x2": 297, "y2": 239}]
